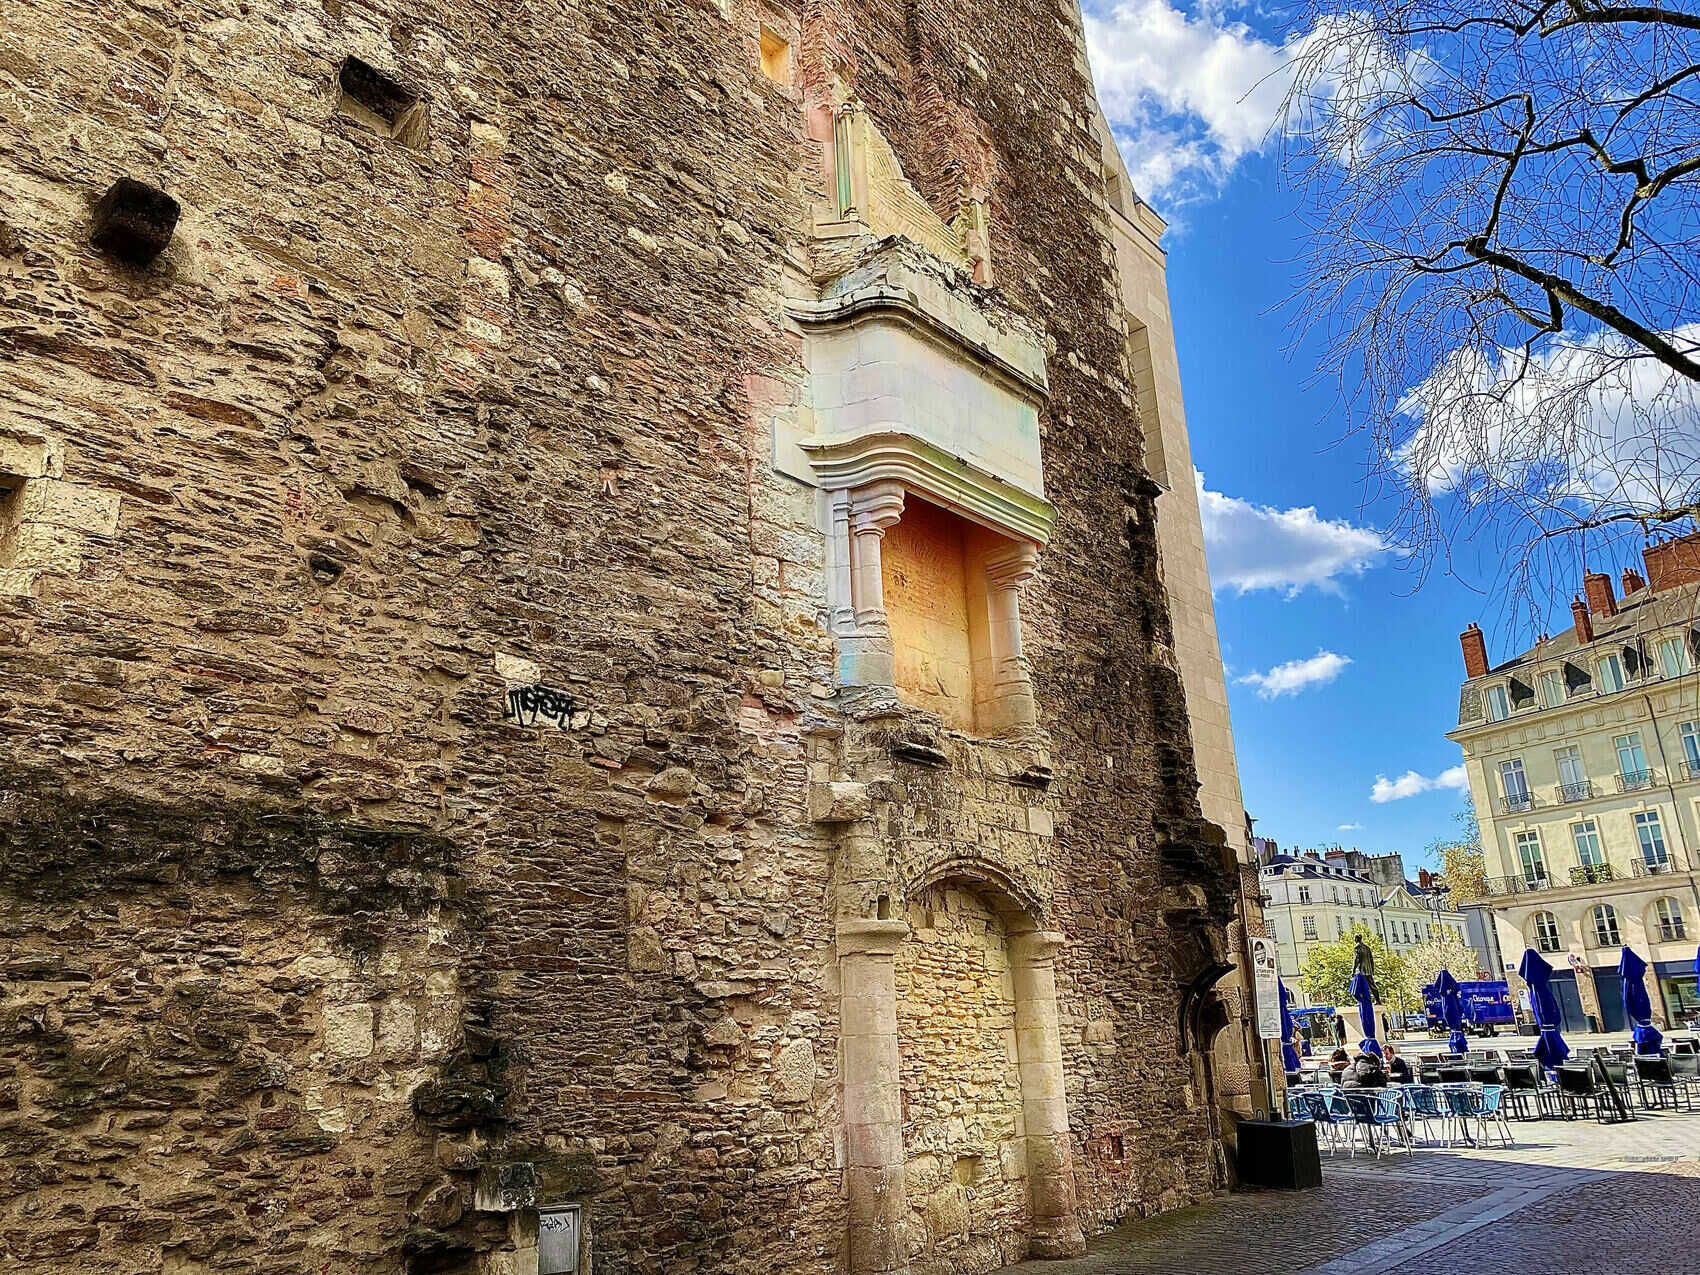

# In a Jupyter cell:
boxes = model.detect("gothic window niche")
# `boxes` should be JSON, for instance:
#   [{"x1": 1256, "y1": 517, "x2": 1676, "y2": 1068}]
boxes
[{"x1": 782, "y1": 244, "x2": 1055, "y2": 736}]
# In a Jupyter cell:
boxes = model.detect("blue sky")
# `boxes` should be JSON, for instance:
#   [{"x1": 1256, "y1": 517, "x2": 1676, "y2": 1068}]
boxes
[{"x1": 1081, "y1": 0, "x2": 1553, "y2": 860}]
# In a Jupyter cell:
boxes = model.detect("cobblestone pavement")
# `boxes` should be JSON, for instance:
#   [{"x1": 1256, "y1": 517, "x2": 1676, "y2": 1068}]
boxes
[{"x1": 1012, "y1": 1109, "x2": 1700, "y2": 1275}]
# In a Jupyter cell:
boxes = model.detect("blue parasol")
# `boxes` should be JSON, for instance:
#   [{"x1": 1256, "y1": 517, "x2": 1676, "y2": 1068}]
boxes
[
  {"x1": 1518, "y1": 948, "x2": 1570, "y2": 1069},
  {"x1": 1348, "y1": 970, "x2": 1381, "y2": 1057},
  {"x1": 1278, "y1": 979, "x2": 1302, "y2": 1074},
  {"x1": 1618, "y1": 947, "x2": 1663, "y2": 1054},
  {"x1": 1434, "y1": 968, "x2": 1469, "y2": 1054}
]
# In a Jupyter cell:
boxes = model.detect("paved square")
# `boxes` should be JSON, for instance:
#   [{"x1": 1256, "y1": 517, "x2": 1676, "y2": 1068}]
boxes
[{"x1": 1012, "y1": 1107, "x2": 1700, "y2": 1274}]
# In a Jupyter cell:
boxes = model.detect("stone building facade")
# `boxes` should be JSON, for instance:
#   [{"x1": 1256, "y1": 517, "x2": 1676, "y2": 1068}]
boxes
[{"x1": 0, "y1": 1, "x2": 1246, "y2": 1273}]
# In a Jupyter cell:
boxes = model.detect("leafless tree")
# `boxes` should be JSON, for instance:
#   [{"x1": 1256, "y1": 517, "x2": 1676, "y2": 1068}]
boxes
[{"x1": 1278, "y1": 0, "x2": 1700, "y2": 615}]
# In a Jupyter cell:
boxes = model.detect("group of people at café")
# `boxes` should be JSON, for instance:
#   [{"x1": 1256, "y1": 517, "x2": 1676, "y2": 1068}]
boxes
[{"x1": 1314, "y1": 1041, "x2": 1413, "y2": 1088}]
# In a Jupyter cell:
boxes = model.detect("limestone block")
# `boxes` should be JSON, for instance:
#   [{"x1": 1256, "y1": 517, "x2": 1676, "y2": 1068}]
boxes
[
  {"x1": 808, "y1": 780, "x2": 870, "y2": 823},
  {"x1": 494, "y1": 652, "x2": 542, "y2": 684},
  {"x1": 0, "y1": 434, "x2": 53, "y2": 480},
  {"x1": 377, "y1": 999, "x2": 419, "y2": 1059},
  {"x1": 771, "y1": 1038, "x2": 816, "y2": 1104},
  {"x1": 1026, "y1": 805, "x2": 1054, "y2": 836},
  {"x1": 15, "y1": 480, "x2": 121, "y2": 535},
  {"x1": 627, "y1": 926, "x2": 667, "y2": 971},
  {"x1": 324, "y1": 1002, "x2": 374, "y2": 1058},
  {"x1": 475, "y1": 1161, "x2": 541, "y2": 1213},
  {"x1": 927, "y1": 1183, "x2": 968, "y2": 1238},
  {"x1": 6, "y1": 522, "x2": 82, "y2": 572},
  {"x1": 999, "y1": 1139, "x2": 1027, "y2": 1179},
  {"x1": 646, "y1": 767, "x2": 696, "y2": 799}
]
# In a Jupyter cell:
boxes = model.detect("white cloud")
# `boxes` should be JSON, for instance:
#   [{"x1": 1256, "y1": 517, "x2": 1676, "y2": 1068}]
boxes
[
  {"x1": 1337, "y1": 822, "x2": 1363, "y2": 831},
  {"x1": 1085, "y1": 0, "x2": 1288, "y2": 202},
  {"x1": 1236, "y1": 649, "x2": 1351, "y2": 699},
  {"x1": 1370, "y1": 765, "x2": 1468, "y2": 803},
  {"x1": 1399, "y1": 325, "x2": 1700, "y2": 519},
  {"x1": 1198, "y1": 471, "x2": 1389, "y2": 596}
]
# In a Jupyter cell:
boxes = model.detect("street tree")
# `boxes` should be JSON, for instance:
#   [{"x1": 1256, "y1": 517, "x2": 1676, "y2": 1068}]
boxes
[
  {"x1": 1428, "y1": 800, "x2": 1487, "y2": 902},
  {"x1": 1403, "y1": 932, "x2": 1487, "y2": 988},
  {"x1": 1299, "y1": 926, "x2": 1419, "y2": 1012},
  {"x1": 1279, "y1": 0, "x2": 1700, "y2": 610}
]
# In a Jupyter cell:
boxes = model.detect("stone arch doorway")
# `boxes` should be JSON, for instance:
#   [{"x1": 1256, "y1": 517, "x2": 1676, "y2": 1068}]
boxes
[{"x1": 837, "y1": 873, "x2": 1083, "y2": 1275}]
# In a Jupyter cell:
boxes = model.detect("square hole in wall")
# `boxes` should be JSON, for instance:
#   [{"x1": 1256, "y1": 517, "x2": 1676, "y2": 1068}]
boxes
[
  {"x1": 336, "y1": 55, "x2": 428, "y2": 147},
  {"x1": 759, "y1": 27, "x2": 791, "y2": 85}
]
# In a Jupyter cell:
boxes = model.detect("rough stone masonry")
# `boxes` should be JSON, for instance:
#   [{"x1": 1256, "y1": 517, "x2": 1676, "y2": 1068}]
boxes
[{"x1": 0, "y1": 1, "x2": 1246, "y2": 1273}]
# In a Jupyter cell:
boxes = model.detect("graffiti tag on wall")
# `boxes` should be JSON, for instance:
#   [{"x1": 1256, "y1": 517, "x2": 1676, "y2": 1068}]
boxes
[{"x1": 504, "y1": 683, "x2": 577, "y2": 729}]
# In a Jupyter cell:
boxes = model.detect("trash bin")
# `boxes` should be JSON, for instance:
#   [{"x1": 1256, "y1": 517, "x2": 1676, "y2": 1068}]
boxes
[{"x1": 1236, "y1": 1119, "x2": 1322, "y2": 1190}]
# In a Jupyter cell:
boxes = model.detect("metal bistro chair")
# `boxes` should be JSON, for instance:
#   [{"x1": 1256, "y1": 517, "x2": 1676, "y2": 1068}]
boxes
[
  {"x1": 1468, "y1": 1063, "x2": 1505, "y2": 1087},
  {"x1": 1498, "y1": 1063, "x2": 1549, "y2": 1120},
  {"x1": 1556, "y1": 1065, "x2": 1608, "y2": 1121},
  {"x1": 1302, "y1": 1090, "x2": 1358, "y2": 1154},
  {"x1": 1343, "y1": 1089, "x2": 1411, "y2": 1157},
  {"x1": 1418, "y1": 1063, "x2": 1443, "y2": 1085},
  {"x1": 1598, "y1": 1055, "x2": 1642, "y2": 1109},
  {"x1": 1451, "y1": 1085, "x2": 1514, "y2": 1148},
  {"x1": 1404, "y1": 1083, "x2": 1449, "y2": 1145},
  {"x1": 1636, "y1": 1055, "x2": 1700, "y2": 1112},
  {"x1": 1437, "y1": 1064, "x2": 1473, "y2": 1084}
]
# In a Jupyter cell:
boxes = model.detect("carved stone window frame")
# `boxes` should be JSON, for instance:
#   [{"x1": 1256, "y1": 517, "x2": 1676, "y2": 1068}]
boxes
[{"x1": 787, "y1": 280, "x2": 1055, "y2": 736}]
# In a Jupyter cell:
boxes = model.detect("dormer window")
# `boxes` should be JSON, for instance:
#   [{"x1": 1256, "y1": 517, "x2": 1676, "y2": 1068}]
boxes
[
  {"x1": 1485, "y1": 685, "x2": 1510, "y2": 721},
  {"x1": 1538, "y1": 669, "x2": 1563, "y2": 707},
  {"x1": 1659, "y1": 636, "x2": 1689, "y2": 678},
  {"x1": 1597, "y1": 653, "x2": 1625, "y2": 693}
]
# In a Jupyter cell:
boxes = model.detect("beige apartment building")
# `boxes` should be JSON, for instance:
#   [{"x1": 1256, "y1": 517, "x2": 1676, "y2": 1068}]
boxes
[
  {"x1": 1449, "y1": 538, "x2": 1700, "y2": 1032},
  {"x1": 1258, "y1": 849, "x2": 1472, "y2": 1006}
]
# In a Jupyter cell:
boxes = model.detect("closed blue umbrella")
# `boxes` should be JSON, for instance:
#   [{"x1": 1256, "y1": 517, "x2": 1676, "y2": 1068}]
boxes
[
  {"x1": 1348, "y1": 970, "x2": 1382, "y2": 1057},
  {"x1": 1278, "y1": 979, "x2": 1302, "y2": 1074},
  {"x1": 1619, "y1": 947, "x2": 1663, "y2": 1054},
  {"x1": 1518, "y1": 948, "x2": 1570, "y2": 1069},
  {"x1": 1435, "y1": 968, "x2": 1469, "y2": 1054}
]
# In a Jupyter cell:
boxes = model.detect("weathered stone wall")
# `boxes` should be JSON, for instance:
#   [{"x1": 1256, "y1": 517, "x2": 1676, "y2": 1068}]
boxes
[{"x1": 0, "y1": 0, "x2": 1240, "y2": 1271}]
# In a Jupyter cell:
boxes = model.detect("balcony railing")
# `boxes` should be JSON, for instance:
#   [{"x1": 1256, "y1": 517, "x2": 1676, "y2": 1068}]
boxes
[
  {"x1": 1486, "y1": 874, "x2": 1552, "y2": 897},
  {"x1": 1683, "y1": 759, "x2": 1700, "y2": 782},
  {"x1": 1630, "y1": 856, "x2": 1675, "y2": 878},
  {"x1": 1555, "y1": 780, "x2": 1594, "y2": 803},
  {"x1": 1569, "y1": 863, "x2": 1617, "y2": 885},
  {"x1": 1499, "y1": 792, "x2": 1536, "y2": 815},
  {"x1": 1617, "y1": 769, "x2": 1657, "y2": 792}
]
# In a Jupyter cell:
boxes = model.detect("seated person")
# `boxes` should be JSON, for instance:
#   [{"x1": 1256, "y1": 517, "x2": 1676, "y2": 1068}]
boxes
[
  {"x1": 1325, "y1": 1047, "x2": 1351, "y2": 1083},
  {"x1": 1342, "y1": 1044, "x2": 1389, "y2": 1089},
  {"x1": 1384, "y1": 1043, "x2": 1413, "y2": 1084}
]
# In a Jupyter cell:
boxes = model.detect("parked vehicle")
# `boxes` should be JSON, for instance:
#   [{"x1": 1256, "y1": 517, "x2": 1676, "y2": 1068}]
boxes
[{"x1": 1423, "y1": 979, "x2": 1515, "y2": 1035}]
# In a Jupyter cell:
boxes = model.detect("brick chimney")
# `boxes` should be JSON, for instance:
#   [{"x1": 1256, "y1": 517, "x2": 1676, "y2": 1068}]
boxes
[
  {"x1": 1622, "y1": 568, "x2": 1646, "y2": 596},
  {"x1": 1460, "y1": 623, "x2": 1488, "y2": 678},
  {"x1": 1643, "y1": 531, "x2": 1700, "y2": 593},
  {"x1": 1572, "y1": 595, "x2": 1593, "y2": 644},
  {"x1": 1583, "y1": 570, "x2": 1617, "y2": 618}
]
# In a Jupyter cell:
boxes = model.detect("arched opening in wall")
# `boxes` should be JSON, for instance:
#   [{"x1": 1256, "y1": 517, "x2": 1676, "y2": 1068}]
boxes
[{"x1": 894, "y1": 885, "x2": 1031, "y2": 1271}]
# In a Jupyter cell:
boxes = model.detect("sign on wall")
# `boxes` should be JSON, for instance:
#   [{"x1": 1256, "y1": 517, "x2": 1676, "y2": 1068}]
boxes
[
  {"x1": 1250, "y1": 936, "x2": 1282, "y2": 1040},
  {"x1": 539, "y1": 1204, "x2": 582, "y2": 1274}
]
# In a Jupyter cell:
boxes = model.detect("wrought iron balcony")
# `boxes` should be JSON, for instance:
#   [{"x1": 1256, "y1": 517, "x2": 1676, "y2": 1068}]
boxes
[
  {"x1": 1555, "y1": 780, "x2": 1594, "y2": 803},
  {"x1": 1616, "y1": 769, "x2": 1657, "y2": 793},
  {"x1": 1568, "y1": 863, "x2": 1617, "y2": 885},
  {"x1": 1485, "y1": 874, "x2": 1552, "y2": 897},
  {"x1": 1630, "y1": 856, "x2": 1675, "y2": 877},
  {"x1": 1682, "y1": 760, "x2": 1700, "y2": 782},
  {"x1": 1499, "y1": 792, "x2": 1537, "y2": 815}
]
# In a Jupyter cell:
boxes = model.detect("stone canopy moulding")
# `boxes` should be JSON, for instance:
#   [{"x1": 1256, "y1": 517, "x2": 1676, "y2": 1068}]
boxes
[{"x1": 781, "y1": 242, "x2": 1055, "y2": 737}]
